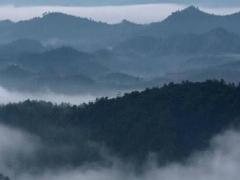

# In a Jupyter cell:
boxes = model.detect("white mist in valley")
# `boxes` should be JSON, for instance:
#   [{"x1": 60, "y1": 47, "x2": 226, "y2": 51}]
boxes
[
  {"x1": 0, "y1": 86, "x2": 99, "y2": 105},
  {"x1": 1, "y1": 122, "x2": 240, "y2": 180},
  {"x1": 0, "y1": 124, "x2": 38, "y2": 176}
]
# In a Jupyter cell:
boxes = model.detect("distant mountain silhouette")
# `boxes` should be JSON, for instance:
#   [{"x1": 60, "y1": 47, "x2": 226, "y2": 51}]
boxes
[
  {"x1": 1, "y1": 7, "x2": 240, "y2": 50},
  {"x1": 0, "y1": 13, "x2": 138, "y2": 51},
  {"x1": 0, "y1": 39, "x2": 46, "y2": 58},
  {"x1": 0, "y1": 20, "x2": 13, "y2": 30},
  {"x1": 147, "y1": 6, "x2": 240, "y2": 36},
  {"x1": 167, "y1": 60, "x2": 240, "y2": 83},
  {"x1": 0, "y1": 64, "x2": 33, "y2": 78},
  {"x1": 18, "y1": 46, "x2": 109, "y2": 77},
  {"x1": 114, "y1": 28, "x2": 240, "y2": 55},
  {"x1": 0, "y1": 7, "x2": 240, "y2": 92}
]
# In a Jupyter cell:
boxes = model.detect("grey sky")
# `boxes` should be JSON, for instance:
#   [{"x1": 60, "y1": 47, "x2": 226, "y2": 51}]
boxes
[
  {"x1": 0, "y1": 0, "x2": 239, "y2": 7},
  {"x1": 0, "y1": 4, "x2": 239, "y2": 24},
  {"x1": 0, "y1": 1, "x2": 239, "y2": 24}
]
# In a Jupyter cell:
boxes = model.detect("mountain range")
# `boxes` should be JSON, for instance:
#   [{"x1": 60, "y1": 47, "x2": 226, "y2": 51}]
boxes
[
  {"x1": 1, "y1": 6, "x2": 240, "y2": 51},
  {"x1": 1, "y1": 6, "x2": 240, "y2": 179},
  {"x1": 1, "y1": 6, "x2": 240, "y2": 93},
  {"x1": 1, "y1": 80, "x2": 239, "y2": 171}
]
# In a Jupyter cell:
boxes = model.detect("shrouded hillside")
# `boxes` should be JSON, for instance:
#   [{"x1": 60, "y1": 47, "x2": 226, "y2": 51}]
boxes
[
  {"x1": 114, "y1": 28, "x2": 240, "y2": 56},
  {"x1": 0, "y1": 39, "x2": 46, "y2": 58},
  {"x1": 96, "y1": 28, "x2": 240, "y2": 77},
  {"x1": 18, "y1": 46, "x2": 109, "y2": 77},
  {"x1": 0, "y1": 80, "x2": 240, "y2": 170},
  {"x1": 0, "y1": 13, "x2": 140, "y2": 51},
  {"x1": 1, "y1": 7, "x2": 240, "y2": 50},
  {"x1": 147, "y1": 6, "x2": 240, "y2": 37}
]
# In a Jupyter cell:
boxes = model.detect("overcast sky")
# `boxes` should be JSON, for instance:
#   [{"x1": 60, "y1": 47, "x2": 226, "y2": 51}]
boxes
[
  {"x1": 0, "y1": 1, "x2": 239, "y2": 23},
  {"x1": 1, "y1": 0, "x2": 240, "y2": 7}
]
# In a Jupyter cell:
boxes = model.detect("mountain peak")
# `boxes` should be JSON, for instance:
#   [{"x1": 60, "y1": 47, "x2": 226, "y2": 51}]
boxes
[
  {"x1": 41, "y1": 12, "x2": 81, "y2": 21},
  {"x1": 120, "y1": 19, "x2": 134, "y2": 25},
  {"x1": 175, "y1": 6, "x2": 206, "y2": 16},
  {"x1": 42, "y1": 12, "x2": 71, "y2": 18},
  {"x1": 183, "y1": 6, "x2": 201, "y2": 13},
  {"x1": 161, "y1": 6, "x2": 209, "y2": 25},
  {"x1": 39, "y1": 12, "x2": 108, "y2": 27}
]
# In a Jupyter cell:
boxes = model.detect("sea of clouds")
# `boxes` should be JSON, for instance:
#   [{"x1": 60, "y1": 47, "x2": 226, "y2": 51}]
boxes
[{"x1": 0, "y1": 122, "x2": 239, "y2": 180}]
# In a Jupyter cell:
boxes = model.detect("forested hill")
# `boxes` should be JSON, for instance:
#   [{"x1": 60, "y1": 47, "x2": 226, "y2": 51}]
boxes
[{"x1": 1, "y1": 80, "x2": 240, "y2": 170}]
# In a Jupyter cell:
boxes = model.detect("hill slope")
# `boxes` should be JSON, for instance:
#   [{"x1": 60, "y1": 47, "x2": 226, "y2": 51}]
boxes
[
  {"x1": 1, "y1": 80, "x2": 240, "y2": 170},
  {"x1": 1, "y1": 7, "x2": 240, "y2": 50},
  {"x1": 147, "y1": 6, "x2": 240, "y2": 37}
]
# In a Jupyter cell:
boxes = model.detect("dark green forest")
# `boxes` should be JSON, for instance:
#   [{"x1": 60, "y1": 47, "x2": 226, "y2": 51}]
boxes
[{"x1": 0, "y1": 80, "x2": 240, "y2": 171}]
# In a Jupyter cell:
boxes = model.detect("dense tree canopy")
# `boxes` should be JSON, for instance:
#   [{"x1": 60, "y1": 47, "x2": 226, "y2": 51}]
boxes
[{"x1": 0, "y1": 80, "x2": 240, "y2": 170}]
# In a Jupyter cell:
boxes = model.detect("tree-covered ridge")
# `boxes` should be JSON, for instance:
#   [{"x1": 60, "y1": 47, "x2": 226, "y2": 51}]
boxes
[{"x1": 0, "y1": 80, "x2": 240, "y2": 169}]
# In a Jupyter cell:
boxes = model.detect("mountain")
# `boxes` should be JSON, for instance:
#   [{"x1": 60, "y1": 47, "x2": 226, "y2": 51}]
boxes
[
  {"x1": 1, "y1": 80, "x2": 240, "y2": 170},
  {"x1": 17, "y1": 46, "x2": 109, "y2": 77},
  {"x1": 0, "y1": 46, "x2": 118, "y2": 93},
  {"x1": 0, "y1": 43, "x2": 164, "y2": 93},
  {"x1": 0, "y1": 65, "x2": 37, "y2": 91},
  {"x1": 96, "y1": 28, "x2": 240, "y2": 77},
  {"x1": 115, "y1": 28, "x2": 240, "y2": 56},
  {"x1": 0, "y1": 64, "x2": 33, "y2": 78},
  {"x1": 1, "y1": 7, "x2": 240, "y2": 51},
  {"x1": 0, "y1": 13, "x2": 139, "y2": 51},
  {"x1": 1, "y1": 7, "x2": 240, "y2": 92},
  {"x1": 97, "y1": 72, "x2": 146, "y2": 89},
  {"x1": 0, "y1": 39, "x2": 46, "y2": 58},
  {"x1": 0, "y1": 20, "x2": 13, "y2": 30},
  {"x1": 167, "y1": 60, "x2": 240, "y2": 83},
  {"x1": 147, "y1": 6, "x2": 240, "y2": 37},
  {"x1": 33, "y1": 74, "x2": 97, "y2": 94}
]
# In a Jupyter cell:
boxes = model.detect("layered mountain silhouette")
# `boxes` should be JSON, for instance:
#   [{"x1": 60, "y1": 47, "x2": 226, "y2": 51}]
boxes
[
  {"x1": 0, "y1": 6, "x2": 240, "y2": 93},
  {"x1": 18, "y1": 46, "x2": 109, "y2": 77},
  {"x1": 0, "y1": 13, "x2": 139, "y2": 51},
  {"x1": 147, "y1": 6, "x2": 240, "y2": 36},
  {"x1": 1, "y1": 5, "x2": 240, "y2": 178},
  {"x1": 0, "y1": 39, "x2": 46, "y2": 58},
  {"x1": 1, "y1": 7, "x2": 240, "y2": 51}
]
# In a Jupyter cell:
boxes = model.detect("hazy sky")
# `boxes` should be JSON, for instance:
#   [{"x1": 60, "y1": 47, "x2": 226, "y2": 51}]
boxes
[
  {"x1": 0, "y1": 4, "x2": 239, "y2": 24},
  {"x1": 0, "y1": 0, "x2": 240, "y2": 7}
]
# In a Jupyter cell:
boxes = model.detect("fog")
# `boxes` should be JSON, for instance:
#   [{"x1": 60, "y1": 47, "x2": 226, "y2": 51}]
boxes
[
  {"x1": 0, "y1": 4, "x2": 186, "y2": 24},
  {"x1": 143, "y1": 130, "x2": 240, "y2": 180},
  {"x1": 1, "y1": 122, "x2": 240, "y2": 180},
  {"x1": 0, "y1": 86, "x2": 98, "y2": 105},
  {"x1": 0, "y1": 4, "x2": 239, "y2": 24},
  {"x1": 0, "y1": 124, "x2": 38, "y2": 176}
]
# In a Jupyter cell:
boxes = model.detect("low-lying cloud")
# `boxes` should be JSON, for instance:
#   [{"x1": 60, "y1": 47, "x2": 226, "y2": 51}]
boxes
[
  {"x1": 142, "y1": 130, "x2": 240, "y2": 180},
  {"x1": 0, "y1": 4, "x2": 239, "y2": 24},
  {"x1": 27, "y1": 130, "x2": 240, "y2": 180},
  {"x1": 0, "y1": 124, "x2": 38, "y2": 176},
  {"x1": 0, "y1": 86, "x2": 97, "y2": 105},
  {"x1": 1, "y1": 121, "x2": 240, "y2": 180}
]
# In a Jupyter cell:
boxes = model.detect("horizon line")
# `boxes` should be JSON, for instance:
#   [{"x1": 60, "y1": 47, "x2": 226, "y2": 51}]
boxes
[{"x1": 0, "y1": 4, "x2": 240, "y2": 24}]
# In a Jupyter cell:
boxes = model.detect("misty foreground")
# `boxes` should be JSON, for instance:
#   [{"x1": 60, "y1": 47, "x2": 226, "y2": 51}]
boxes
[{"x1": 1, "y1": 80, "x2": 240, "y2": 180}]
